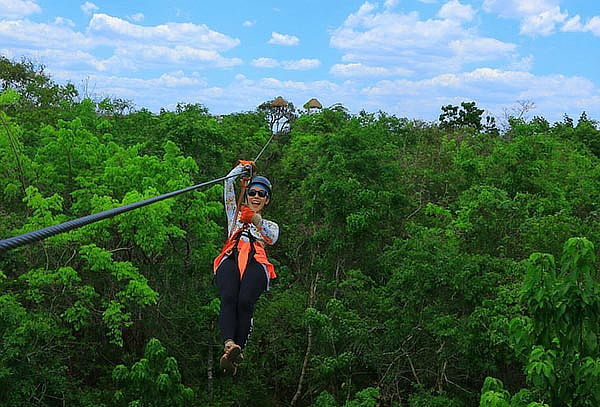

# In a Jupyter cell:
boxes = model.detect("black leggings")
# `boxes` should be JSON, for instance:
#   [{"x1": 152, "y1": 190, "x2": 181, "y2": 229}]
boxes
[{"x1": 215, "y1": 255, "x2": 267, "y2": 348}]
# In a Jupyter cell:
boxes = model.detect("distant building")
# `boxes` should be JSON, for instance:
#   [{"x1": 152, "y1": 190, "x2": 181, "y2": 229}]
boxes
[{"x1": 304, "y1": 98, "x2": 322, "y2": 113}]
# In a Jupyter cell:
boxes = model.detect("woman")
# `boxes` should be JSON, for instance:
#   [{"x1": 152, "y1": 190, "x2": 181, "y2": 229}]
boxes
[{"x1": 213, "y1": 161, "x2": 279, "y2": 374}]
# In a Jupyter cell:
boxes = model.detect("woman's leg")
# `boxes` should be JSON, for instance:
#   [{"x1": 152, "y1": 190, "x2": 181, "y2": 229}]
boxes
[
  {"x1": 215, "y1": 256, "x2": 240, "y2": 343},
  {"x1": 235, "y1": 259, "x2": 268, "y2": 348}
]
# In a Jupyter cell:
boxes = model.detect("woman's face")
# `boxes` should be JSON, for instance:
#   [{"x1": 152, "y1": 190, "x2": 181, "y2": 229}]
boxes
[{"x1": 246, "y1": 185, "x2": 269, "y2": 212}]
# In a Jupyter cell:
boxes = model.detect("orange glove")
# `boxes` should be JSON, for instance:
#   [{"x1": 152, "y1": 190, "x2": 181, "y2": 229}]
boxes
[{"x1": 240, "y1": 206, "x2": 255, "y2": 223}]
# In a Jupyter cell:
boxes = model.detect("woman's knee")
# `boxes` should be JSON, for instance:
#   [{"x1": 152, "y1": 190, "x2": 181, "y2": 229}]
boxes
[
  {"x1": 220, "y1": 292, "x2": 238, "y2": 307},
  {"x1": 236, "y1": 294, "x2": 257, "y2": 313}
]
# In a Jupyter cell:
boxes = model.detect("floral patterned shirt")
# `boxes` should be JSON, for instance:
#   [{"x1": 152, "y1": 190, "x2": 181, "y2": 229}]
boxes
[{"x1": 224, "y1": 165, "x2": 279, "y2": 245}]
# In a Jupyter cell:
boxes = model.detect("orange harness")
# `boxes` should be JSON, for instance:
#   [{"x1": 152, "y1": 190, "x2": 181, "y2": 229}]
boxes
[{"x1": 213, "y1": 228, "x2": 276, "y2": 280}]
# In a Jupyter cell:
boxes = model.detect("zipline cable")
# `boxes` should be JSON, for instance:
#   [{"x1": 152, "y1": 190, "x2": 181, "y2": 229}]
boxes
[
  {"x1": 0, "y1": 173, "x2": 243, "y2": 253},
  {"x1": 254, "y1": 131, "x2": 276, "y2": 163},
  {"x1": 0, "y1": 117, "x2": 280, "y2": 253},
  {"x1": 0, "y1": 115, "x2": 282, "y2": 253}
]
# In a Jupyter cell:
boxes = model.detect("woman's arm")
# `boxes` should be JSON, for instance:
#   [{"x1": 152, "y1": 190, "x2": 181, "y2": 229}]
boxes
[
  {"x1": 224, "y1": 164, "x2": 245, "y2": 235},
  {"x1": 252, "y1": 215, "x2": 279, "y2": 245}
]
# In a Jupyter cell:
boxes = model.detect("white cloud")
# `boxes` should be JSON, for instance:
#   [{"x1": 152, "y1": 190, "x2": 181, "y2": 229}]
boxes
[
  {"x1": 80, "y1": 1, "x2": 99, "y2": 15},
  {"x1": 562, "y1": 15, "x2": 600, "y2": 36},
  {"x1": 358, "y1": 68, "x2": 600, "y2": 120},
  {"x1": 268, "y1": 31, "x2": 299, "y2": 46},
  {"x1": 156, "y1": 71, "x2": 205, "y2": 87},
  {"x1": 449, "y1": 38, "x2": 516, "y2": 61},
  {"x1": 384, "y1": 0, "x2": 399, "y2": 9},
  {"x1": 0, "y1": 0, "x2": 41, "y2": 19},
  {"x1": 330, "y1": 2, "x2": 516, "y2": 76},
  {"x1": 243, "y1": 20, "x2": 256, "y2": 27},
  {"x1": 520, "y1": 6, "x2": 567, "y2": 36},
  {"x1": 587, "y1": 16, "x2": 600, "y2": 36},
  {"x1": 54, "y1": 17, "x2": 75, "y2": 27},
  {"x1": 0, "y1": 12, "x2": 242, "y2": 73},
  {"x1": 281, "y1": 58, "x2": 320, "y2": 70},
  {"x1": 88, "y1": 14, "x2": 240, "y2": 51},
  {"x1": 252, "y1": 57, "x2": 321, "y2": 70},
  {"x1": 101, "y1": 45, "x2": 242, "y2": 71},
  {"x1": 0, "y1": 19, "x2": 93, "y2": 49},
  {"x1": 129, "y1": 13, "x2": 144, "y2": 22},
  {"x1": 508, "y1": 55, "x2": 534, "y2": 71},
  {"x1": 482, "y1": 0, "x2": 559, "y2": 18},
  {"x1": 41, "y1": 64, "x2": 600, "y2": 123},
  {"x1": 483, "y1": 0, "x2": 570, "y2": 36},
  {"x1": 3, "y1": 46, "x2": 110, "y2": 72},
  {"x1": 330, "y1": 63, "x2": 412, "y2": 77},
  {"x1": 437, "y1": 0, "x2": 475, "y2": 22},
  {"x1": 562, "y1": 15, "x2": 584, "y2": 32},
  {"x1": 252, "y1": 57, "x2": 279, "y2": 68}
]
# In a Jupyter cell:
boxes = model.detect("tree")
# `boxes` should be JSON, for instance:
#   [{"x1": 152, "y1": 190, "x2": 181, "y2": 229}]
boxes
[
  {"x1": 113, "y1": 338, "x2": 194, "y2": 406},
  {"x1": 439, "y1": 101, "x2": 485, "y2": 131},
  {"x1": 482, "y1": 238, "x2": 600, "y2": 406},
  {"x1": 257, "y1": 96, "x2": 297, "y2": 134}
]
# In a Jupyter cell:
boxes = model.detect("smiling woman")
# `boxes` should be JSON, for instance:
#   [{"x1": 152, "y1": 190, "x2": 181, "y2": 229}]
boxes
[{"x1": 212, "y1": 161, "x2": 279, "y2": 375}]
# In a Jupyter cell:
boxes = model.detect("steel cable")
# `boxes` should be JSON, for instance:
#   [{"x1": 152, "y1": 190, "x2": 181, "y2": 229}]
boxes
[
  {"x1": 0, "y1": 173, "x2": 240, "y2": 253},
  {"x1": 0, "y1": 123, "x2": 280, "y2": 253}
]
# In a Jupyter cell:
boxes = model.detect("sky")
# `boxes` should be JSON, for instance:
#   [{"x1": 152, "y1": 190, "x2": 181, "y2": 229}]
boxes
[{"x1": 1, "y1": 0, "x2": 599, "y2": 122}]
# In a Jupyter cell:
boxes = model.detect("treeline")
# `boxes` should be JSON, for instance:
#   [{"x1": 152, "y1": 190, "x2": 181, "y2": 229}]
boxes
[{"x1": 2, "y1": 56, "x2": 600, "y2": 406}]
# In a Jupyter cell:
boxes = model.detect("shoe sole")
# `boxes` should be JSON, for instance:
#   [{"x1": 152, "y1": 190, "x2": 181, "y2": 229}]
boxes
[{"x1": 220, "y1": 346, "x2": 241, "y2": 375}]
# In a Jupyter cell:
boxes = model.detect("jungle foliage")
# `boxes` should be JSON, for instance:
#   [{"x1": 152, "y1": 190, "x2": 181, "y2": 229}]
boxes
[{"x1": 2, "y1": 58, "x2": 600, "y2": 406}]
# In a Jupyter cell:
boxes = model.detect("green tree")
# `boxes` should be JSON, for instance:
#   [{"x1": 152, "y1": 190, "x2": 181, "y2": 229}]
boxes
[
  {"x1": 113, "y1": 338, "x2": 194, "y2": 406},
  {"x1": 482, "y1": 238, "x2": 600, "y2": 406}
]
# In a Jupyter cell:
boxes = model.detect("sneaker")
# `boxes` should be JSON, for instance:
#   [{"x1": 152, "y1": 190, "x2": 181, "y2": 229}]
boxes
[{"x1": 220, "y1": 341, "x2": 242, "y2": 375}]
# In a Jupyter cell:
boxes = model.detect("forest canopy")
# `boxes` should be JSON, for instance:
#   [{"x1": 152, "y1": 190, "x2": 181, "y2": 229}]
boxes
[{"x1": 2, "y1": 57, "x2": 600, "y2": 406}]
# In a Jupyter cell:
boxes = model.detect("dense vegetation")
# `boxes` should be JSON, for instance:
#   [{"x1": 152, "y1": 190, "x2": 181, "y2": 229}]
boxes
[{"x1": 2, "y1": 56, "x2": 600, "y2": 406}]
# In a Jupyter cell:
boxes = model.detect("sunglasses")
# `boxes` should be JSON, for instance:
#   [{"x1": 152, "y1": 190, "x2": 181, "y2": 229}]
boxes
[{"x1": 248, "y1": 189, "x2": 268, "y2": 198}]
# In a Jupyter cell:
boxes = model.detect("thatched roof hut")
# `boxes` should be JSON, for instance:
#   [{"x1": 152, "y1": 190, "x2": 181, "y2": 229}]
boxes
[
  {"x1": 304, "y1": 98, "x2": 323, "y2": 109},
  {"x1": 271, "y1": 96, "x2": 288, "y2": 107}
]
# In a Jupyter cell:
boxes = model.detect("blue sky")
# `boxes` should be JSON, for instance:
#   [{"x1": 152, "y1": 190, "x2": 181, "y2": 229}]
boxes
[{"x1": 1, "y1": 0, "x2": 599, "y2": 122}]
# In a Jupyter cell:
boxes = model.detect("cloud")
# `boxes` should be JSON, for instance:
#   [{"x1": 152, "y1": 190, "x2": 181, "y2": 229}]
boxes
[
  {"x1": 243, "y1": 20, "x2": 256, "y2": 27},
  {"x1": 0, "y1": 12, "x2": 242, "y2": 73},
  {"x1": 0, "y1": 19, "x2": 93, "y2": 49},
  {"x1": 129, "y1": 13, "x2": 144, "y2": 22},
  {"x1": 268, "y1": 31, "x2": 299, "y2": 46},
  {"x1": 252, "y1": 57, "x2": 279, "y2": 68},
  {"x1": 281, "y1": 58, "x2": 320, "y2": 70},
  {"x1": 88, "y1": 13, "x2": 240, "y2": 50},
  {"x1": 359, "y1": 68, "x2": 599, "y2": 120},
  {"x1": 252, "y1": 57, "x2": 321, "y2": 70},
  {"x1": 100, "y1": 45, "x2": 242, "y2": 71},
  {"x1": 587, "y1": 16, "x2": 600, "y2": 36},
  {"x1": 437, "y1": 0, "x2": 475, "y2": 22},
  {"x1": 508, "y1": 55, "x2": 534, "y2": 71},
  {"x1": 330, "y1": 2, "x2": 516, "y2": 76},
  {"x1": 482, "y1": 0, "x2": 559, "y2": 18},
  {"x1": 482, "y1": 0, "x2": 569, "y2": 36},
  {"x1": 54, "y1": 17, "x2": 75, "y2": 27},
  {"x1": 520, "y1": 6, "x2": 567, "y2": 36},
  {"x1": 44, "y1": 67, "x2": 599, "y2": 123},
  {"x1": 330, "y1": 63, "x2": 412, "y2": 77},
  {"x1": 0, "y1": 0, "x2": 41, "y2": 19},
  {"x1": 449, "y1": 38, "x2": 516, "y2": 61},
  {"x1": 384, "y1": 0, "x2": 399, "y2": 9},
  {"x1": 80, "y1": 1, "x2": 99, "y2": 15},
  {"x1": 562, "y1": 15, "x2": 600, "y2": 36},
  {"x1": 562, "y1": 15, "x2": 584, "y2": 32}
]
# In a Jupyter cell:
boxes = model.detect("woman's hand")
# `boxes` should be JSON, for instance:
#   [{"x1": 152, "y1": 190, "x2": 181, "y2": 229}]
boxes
[
  {"x1": 251, "y1": 212, "x2": 262, "y2": 227},
  {"x1": 238, "y1": 160, "x2": 256, "y2": 175}
]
